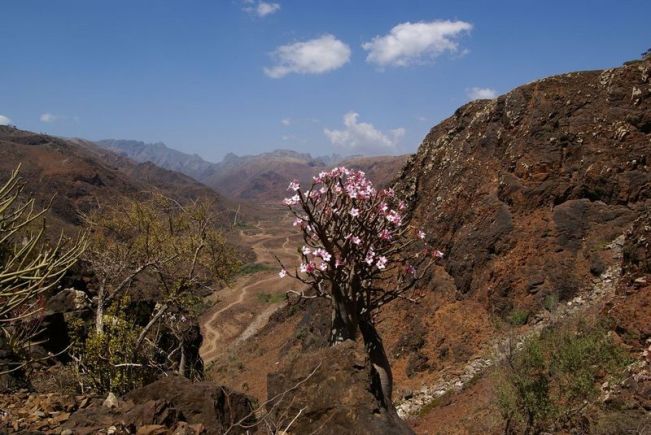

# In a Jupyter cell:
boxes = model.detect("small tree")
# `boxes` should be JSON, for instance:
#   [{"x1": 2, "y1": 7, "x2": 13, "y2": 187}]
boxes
[
  {"x1": 278, "y1": 167, "x2": 441, "y2": 411},
  {"x1": 78, "y1": 194, "x2": 239, "y2": 389},
  {"x1": 0, "y1": 166, "x2": 85, "y2": 375}
]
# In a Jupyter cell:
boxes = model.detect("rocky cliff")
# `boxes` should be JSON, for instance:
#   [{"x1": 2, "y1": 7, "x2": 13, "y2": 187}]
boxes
[{"x1": 398, "y1": 56, "x2": 649, "y2": 316}]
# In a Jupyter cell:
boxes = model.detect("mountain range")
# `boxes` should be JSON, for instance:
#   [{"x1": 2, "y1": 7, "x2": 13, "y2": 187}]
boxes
[{"x1": 96, "y1": 140, "x2": 406, "y2": 201}]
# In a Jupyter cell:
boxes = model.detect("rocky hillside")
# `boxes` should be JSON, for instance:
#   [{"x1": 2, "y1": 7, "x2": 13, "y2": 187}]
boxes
[
  {"x1": 398, "y1": 56, "x2": 649, "y2": 315},
  {"x1": 0, "y1": 127, "x2": 238, "y2": 230}
]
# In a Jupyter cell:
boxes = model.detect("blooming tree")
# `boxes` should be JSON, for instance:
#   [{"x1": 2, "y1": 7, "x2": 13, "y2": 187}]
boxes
[{"x1": 278, "y1": 167, "x2": 442, "y2": 411}]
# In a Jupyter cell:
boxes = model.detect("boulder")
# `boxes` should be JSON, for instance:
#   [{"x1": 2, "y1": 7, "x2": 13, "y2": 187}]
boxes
[
  {"x1": 46, "y1": 288, "x2": 89, "y2": 314},
  {"x1": 267, "y1": 340, "x2": 414, "y2": 434},
  {"x1": 64, "y1": 376, "x2": 255, "y2": 434}
]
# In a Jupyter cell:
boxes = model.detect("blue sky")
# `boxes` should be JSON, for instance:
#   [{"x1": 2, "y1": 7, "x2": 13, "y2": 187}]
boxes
[{"x1": 1, "y1": 0, "x2": 649, "y2": 161}]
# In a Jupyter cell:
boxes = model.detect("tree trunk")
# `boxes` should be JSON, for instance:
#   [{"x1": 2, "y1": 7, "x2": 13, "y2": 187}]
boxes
[
  {"x1": 178, "y1": 337, "x2": 186, "y2": 377},
  {"x1": 95, "y1": 283, "x2": 105, "y2": 334},
  {"x1": 329, "y1": 289, "x2": 358, "y2": 344},
  {"x1": 330, "y1": 296, "x2": 395, "y2": 412},
  {"x1": 359, "y1": 318, "x2": 395, "y2": 412}
]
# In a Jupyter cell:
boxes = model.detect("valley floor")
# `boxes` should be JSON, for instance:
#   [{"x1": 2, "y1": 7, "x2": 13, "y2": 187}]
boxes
[{"x1": 199, "y1": 205, "x2": 302, "y2": 365}]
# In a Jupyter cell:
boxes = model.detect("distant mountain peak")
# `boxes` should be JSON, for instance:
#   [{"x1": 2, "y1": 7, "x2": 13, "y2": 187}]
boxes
[{"x1": 95, "y1": 139, "x2": 407, "y2": 201}]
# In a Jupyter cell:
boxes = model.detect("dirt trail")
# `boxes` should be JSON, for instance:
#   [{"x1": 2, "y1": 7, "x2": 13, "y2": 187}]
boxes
[{"x1": 200, "y1": 214, "x2": 301, "y2": 364}]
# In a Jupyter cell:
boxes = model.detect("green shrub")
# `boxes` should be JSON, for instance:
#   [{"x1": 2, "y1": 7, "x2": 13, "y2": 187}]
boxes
[
  {"x1": 507, "y1": 308, "x2": 530, "y2": 326},
  {"x1": 543, "y1": 293, "x2": 558, "y2": 312},
  {"x1": 239, "y1": 262, "x2": 272, "y2": 276},
  {"x1": 256, "y1": 292, "x2": 286, "y2": 304},
  {"x1": 495, "y1": 322, "x2": 630, "y2": 434},
  {"x1": 71, "y1": 299, "x2": 156, "y2": 395}
]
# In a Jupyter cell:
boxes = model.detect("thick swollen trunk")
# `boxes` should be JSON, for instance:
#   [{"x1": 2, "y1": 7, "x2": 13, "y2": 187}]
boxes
[
  {"x1": 359, "y1": 318, "x2": 395, "y2": 412},
  {"x1": 329, "y1": 295, "x2": 395, "y2": 412},
  {"x1": 329, "y1": 288, "x2": 358, "y2": 344}
]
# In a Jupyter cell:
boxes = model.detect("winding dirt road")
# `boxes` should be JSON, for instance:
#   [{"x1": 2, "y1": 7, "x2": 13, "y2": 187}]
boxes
[{"x1": 200, "y1": 213, "x2": 301, "y2": 364}]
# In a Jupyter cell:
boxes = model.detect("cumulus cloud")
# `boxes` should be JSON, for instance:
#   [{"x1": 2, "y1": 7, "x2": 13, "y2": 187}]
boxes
[
  {"x1": 281, "y1": 118, "x2": 291, "y2": 126},
  {"x1": 243, "y1": 1, "x2": 280, "y2": 17},
  {"x1": 0, "y1": 115, "x2": 11, "y2": 126},
  {"x1": 466, "y1": 87, "x2": 498, "y2": 100},
  {"x1": 324, "y1": 112, "x2": 405, "y2": 154},
  {"x1": 362, "y1": 20, "x2": 472, "y2": 67},
  {"x1": 264, "y1": 34, "x2": 351, "y2": 78},
  {"x1": 40, "y1": 113, "x2": 57, "y2": 123}
]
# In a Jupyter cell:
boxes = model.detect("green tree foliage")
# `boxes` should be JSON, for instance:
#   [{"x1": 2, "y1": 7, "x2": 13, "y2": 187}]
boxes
[
  {"x1": 70, "y1": 297, "x2": 155, "y2": 395},
  {"x1": 74, "y1": 194, "x2": 239, "y2": 392}
]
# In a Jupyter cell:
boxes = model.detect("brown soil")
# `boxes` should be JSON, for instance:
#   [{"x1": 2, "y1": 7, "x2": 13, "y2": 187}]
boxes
[{"x1": 200, "y1": 206, "x2": 308, "y2": 399}]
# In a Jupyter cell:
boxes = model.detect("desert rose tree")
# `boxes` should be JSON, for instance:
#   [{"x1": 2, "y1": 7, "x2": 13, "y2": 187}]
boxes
[{"x1": 278, "y1": 167, "x2": 442, "y2": 412}]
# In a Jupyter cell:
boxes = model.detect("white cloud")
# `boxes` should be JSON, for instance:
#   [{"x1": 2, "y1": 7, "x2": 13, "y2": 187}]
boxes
[
  {"x1": 256, "y1": 2, "x2": 280, "y2": 16},
  {"x1": 264, "y1": 34, "x2": 351, "y2": 78},
  {"x1": 281, "y1": 118, "x2": 291, "y2": 126},
  {"x1": 0, "y1": 115, "x2": 11, "y2": 126},
  {"x1": 466, "y1": 87, "x2": 498, "y2": 100},
  {"x1": 324, "y1": 112, "x2": 405, "y2": 154},
  {"x1": 243, "y1": 1, "x2": 280, "y2": 17},
  {"x1": 362, "y1": 20, "x2": 472, "y2": 67},
  {"x1": 40, "y1": 112, "x2": 57, "y2": 123}
]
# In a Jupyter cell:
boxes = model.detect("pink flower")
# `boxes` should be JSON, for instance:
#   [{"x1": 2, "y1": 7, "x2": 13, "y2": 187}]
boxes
[
  {"x1": 386, "y1": 210, "x2": 402, "y2": 225},
  {"x1": 405, "y1": 264, "x2": 416, "y2": 275},
  {"x1": 433, "y1": 250, "x2": 444, "y2": 258},
  {"x1": 351, "y1": 236, "x2": 361, "y2": 245},
  {"x1": 292, "y1": 217, "x2": 303, "y2": 227},
  {"x1": 299, "y1": 263, "x2": 316, "y2": 273},
  {"x1": 418, "y1": 230, "x2": 426, "y2": 240},
  {"x1": 365, "y1": 248, "x2": 375, "y2": 265},
  {"x1": 288, "y1": 180, "x2": 300, "y2": 192},
  {"x1": 350, "y1": 208, "x2": 360, "y2": 217},
  {"x1": 314, "y1": 248, "x2": 332, "y2": 262},
  {"x1": 302, "y1": 246, "x2": 311, "y2": 255},
  {"x1": 379, "y1": 229, "x2": 392, "y2": 240},
  {"x1": 278, "y1": 269, "x2": 287, "y2": 278},
  {"x1": 318, "y1": 262, "x2": 328, "y2": 271},
  {"x1": 376, "y1": 256, "x2": 387, "y2": 270},
  {"x1": 282, "y1": 194, "x2": 300, "y2": 206}
]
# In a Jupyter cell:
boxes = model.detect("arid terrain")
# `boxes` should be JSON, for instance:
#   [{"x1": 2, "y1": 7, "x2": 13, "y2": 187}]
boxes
[
  {"x1": 200, "y1": 206, "x2": 302, "y2": 364},
  {"x1": 0, "y1": 55, "x2": 649, "y2": 434}
]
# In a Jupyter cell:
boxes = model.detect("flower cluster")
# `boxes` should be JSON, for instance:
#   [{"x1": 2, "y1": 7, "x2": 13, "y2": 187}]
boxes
[{"x1": 280, "y1": 167, "x2": 442, "y2": 285}]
